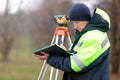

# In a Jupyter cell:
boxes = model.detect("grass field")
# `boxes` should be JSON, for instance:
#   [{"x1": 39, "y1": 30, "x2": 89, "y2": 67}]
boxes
[
  {"x1": 0, "y1": 36, "x2": 40, "y2": 80},
  {"x1": 0, "y1": 53, "x2": 63, "y2": 80},
  {"x1": 0, "y1": 35, "x2": 63, "y2": 80},
  {"x1": 0, "y1": 62, "x2": 39, "y2": 80}
]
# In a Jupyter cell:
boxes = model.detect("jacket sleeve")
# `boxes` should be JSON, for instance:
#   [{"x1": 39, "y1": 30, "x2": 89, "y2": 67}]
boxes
[
  {"x1": 70, "y1": 38, "x2": 101, "y2": 72},
  {"x1": 70, "y1": 31, "x2": 110, "y2": 72},
  {"x1": 47, "y1": 54, "x2": 73, "y2": 72}
]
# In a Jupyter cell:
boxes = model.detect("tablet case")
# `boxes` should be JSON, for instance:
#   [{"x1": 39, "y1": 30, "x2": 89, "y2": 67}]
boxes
[{"x1": 34, "y1": 44, "x2": 71, "y2": 56}]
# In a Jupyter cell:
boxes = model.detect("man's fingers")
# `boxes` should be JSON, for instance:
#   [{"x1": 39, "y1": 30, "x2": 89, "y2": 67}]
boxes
[
  {"x1": 33, "y1": 52, "x2": 49, "y2": 60},
  {"x1": 41, "y1": 51, "x2": 48, "y2": 55}
]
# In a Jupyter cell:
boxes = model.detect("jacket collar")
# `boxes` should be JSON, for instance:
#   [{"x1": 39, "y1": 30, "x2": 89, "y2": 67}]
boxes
[{"x1": 78, "y1": 8, "x2": 111, "y2": 33}]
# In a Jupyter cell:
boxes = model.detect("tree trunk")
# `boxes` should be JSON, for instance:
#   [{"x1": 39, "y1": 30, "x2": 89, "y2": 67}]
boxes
[
  {"x1": 1, "y1": 52, "x2": 9, "y2": 62},
  {"x1": 111, "y1": 0, "x2": 120, "y2": 74}
]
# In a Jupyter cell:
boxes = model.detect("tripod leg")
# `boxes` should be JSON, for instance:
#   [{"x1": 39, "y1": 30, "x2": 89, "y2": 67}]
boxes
[
  {"x1": 41, "y1": 63, "x2": 49, "y2": 80},
  {"x1": 49, "y1": 35, "x2": 59, "y2": 80},
  {"x1": 38, "y1": 60, "x2": 47, "y2": 80},
  {"x1": 60, "y1": 36, "x2": 65, "y2": 45},
  {"x1": 50, "y1": 35, "x2": 65, "y2": 80},
  {"x1": 55, "y1": 69, "x2": 59, "y2": 80},
  {"x1": 67, "y1": 37, "x2": 72, "y2": 47},
  {"x1": 55, "y1": 36, "x2": 59, "y2": 44},
  {"x1": 51, "y1": 36, "x2": 55, "y2": 44},
  {"x1": 54, "y1": 35, "x2": 65, "y2": 80},
  {"x1": 49, "y1": 67, "x2": 54, "y2": 80},
  {"x1": 38, "y1": 35, "x2": 56, "y2": 80}
]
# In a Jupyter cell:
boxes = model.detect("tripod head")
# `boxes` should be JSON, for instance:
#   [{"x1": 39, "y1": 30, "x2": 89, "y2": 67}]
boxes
[{"x1": 54, "y1": 15, "x2": 70, "y2": 27}]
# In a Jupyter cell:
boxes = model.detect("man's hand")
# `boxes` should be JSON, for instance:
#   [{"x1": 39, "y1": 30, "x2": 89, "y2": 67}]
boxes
[
  {"x1": 60, "y1": 45, "x2": 67, "y2": 50},
  {"x1": 33, "y1": 51, "x2": 49, "y2": 60}
]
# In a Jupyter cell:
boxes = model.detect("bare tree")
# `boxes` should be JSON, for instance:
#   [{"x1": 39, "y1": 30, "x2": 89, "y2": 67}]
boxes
[
  {"x1": 110, "y1": 0, "x2": 120, "y2": 74},
  {"x1": 0, "y1": 0, "x2": 23, "y2": 61},
  {"x1": 0, "y1": 0, "x2": 13, "y2": 61}
]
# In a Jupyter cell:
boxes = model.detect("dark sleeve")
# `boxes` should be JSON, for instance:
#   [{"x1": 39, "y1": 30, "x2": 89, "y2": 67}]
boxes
[{"x1": 47, "y1": 54, "x2": 73, "y2": 72}]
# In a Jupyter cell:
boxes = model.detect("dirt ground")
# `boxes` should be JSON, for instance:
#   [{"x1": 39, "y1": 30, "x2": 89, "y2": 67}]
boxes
[{"x1": 110, "y1": 73, "x2": 120, "y2": 80}]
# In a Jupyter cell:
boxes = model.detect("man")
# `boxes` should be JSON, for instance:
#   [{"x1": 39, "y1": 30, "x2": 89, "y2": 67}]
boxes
[{"x1": 34, "y1": 3, "x2": 111, "y2": 80}]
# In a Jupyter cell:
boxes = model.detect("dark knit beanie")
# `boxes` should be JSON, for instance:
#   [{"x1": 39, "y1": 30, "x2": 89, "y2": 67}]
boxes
[{"x1": 69, "y1": 3, "x2": 91, "y2": 21}]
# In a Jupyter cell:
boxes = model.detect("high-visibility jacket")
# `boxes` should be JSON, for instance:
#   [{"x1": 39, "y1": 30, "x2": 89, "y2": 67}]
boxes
[{"x1": 47, "y1": 8, "x2": 111, "y2": 80}]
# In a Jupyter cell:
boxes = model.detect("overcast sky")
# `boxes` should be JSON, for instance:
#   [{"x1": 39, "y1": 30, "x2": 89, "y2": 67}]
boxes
[
  {"x1": 0, "y1": 0, "x2": 42, "y2": 14},
  {"x1": 0, "y1": 0, "x2": 98, "y2": 14}
]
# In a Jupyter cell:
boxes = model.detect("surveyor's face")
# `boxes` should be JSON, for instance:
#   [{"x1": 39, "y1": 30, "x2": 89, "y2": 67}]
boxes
[
  {"x1": 72, "y1": 21, "x2": 83, "y2": 31},
  {"x1": 72, "y1": 21, "x2": 88, "y2": 31}
]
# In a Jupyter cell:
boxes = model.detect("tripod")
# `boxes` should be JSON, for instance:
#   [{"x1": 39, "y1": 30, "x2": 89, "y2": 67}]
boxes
[{"x1": 37, "y1": 15, "x2": 72, "y2": 80}]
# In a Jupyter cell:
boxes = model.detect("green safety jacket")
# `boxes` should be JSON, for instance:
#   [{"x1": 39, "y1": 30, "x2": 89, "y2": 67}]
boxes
[{"x1": 47, "y1": 8, "x2": 111, "y2": 80}]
